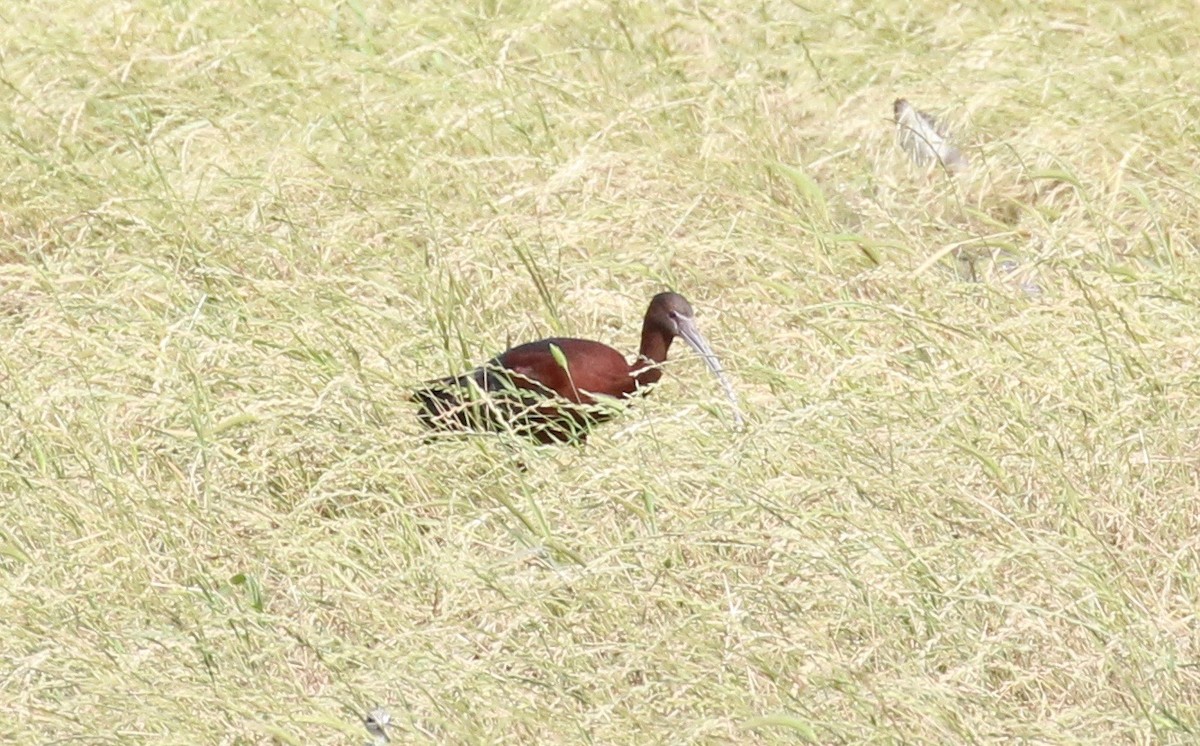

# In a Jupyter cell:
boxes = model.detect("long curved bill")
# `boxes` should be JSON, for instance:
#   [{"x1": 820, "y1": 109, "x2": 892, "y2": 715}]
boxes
[{"x1": 676, "y1": 317, "x2": 746, "y2": 428}]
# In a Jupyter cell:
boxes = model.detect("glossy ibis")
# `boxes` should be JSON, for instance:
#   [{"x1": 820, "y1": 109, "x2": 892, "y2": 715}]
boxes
[{"x1": 413, "y1": 292, "x2": 744, "y2": 443}]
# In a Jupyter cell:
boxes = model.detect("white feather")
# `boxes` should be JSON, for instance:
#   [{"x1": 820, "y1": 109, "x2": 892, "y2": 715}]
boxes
[{"x1": 894, "y1": 98, "x2": 967, "y2": 173}]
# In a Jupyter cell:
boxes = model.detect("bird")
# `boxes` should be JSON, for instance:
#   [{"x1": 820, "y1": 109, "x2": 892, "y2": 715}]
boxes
[
  {"x1": 893, "y1": 97, "x2": 968, "y2": 173},
  {"x1": 412, "y1": 292, "x2": 744, "y2": 444}
]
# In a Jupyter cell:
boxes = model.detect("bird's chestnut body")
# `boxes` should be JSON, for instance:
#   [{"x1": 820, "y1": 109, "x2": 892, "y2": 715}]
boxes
[{"x1": 413, "y1": 293, "x2": 742, "y2": 443}]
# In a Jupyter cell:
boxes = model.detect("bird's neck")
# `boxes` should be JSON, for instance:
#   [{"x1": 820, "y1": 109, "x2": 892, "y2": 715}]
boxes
[{"x1": 633, "y1": 327, "x2": 673, "y2": 388}]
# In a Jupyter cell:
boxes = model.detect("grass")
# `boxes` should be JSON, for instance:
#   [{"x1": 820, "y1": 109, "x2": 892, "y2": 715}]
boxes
[{"x1": 2, "y1": 0, "x2": 1199, "y2": 742}]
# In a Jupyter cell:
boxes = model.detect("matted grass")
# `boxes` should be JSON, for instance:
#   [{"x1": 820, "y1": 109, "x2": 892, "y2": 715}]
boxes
[{"x1": 2, "y1": 1, "x2": 1199, "y2": 743}]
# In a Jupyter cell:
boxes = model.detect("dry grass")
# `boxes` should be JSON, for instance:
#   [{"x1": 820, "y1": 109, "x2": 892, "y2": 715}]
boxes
[{"x1": 2, "y1": 0, "x2": 1199, "y2": 743}]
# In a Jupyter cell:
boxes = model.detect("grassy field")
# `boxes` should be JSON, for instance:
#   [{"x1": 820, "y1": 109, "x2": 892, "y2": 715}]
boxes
[{"x1": 3, "y1": 0, "x2": 1199, "y2": 743}]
